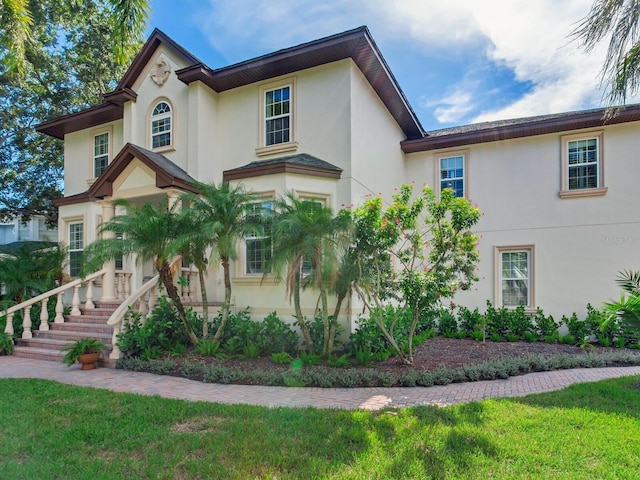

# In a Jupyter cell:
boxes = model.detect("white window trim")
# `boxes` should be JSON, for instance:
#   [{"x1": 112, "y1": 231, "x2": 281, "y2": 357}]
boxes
[
  {"x1": 435, "y1": 150, "x2": 469, "y2": 199},
  {"x1": 148, "y1": 98, "x2": 175, "y2": 152},
  {"x1": 87, "y1": 126, "x2": 113, "y2": 185},
  {"x1": 65, "y1": 217, "x2": 86, "y2": 277},
  {"x1": 235, "y1": 192, "x2": 276, "y2": 281},
  {"x1": 559, "y1": 131, "x2": 607, "y2": 198},
  {"x1": 255, "y1": 77, "x2": 298, "y2": 157},
  {"x1": 494, "y1": 245, "x2": 535, "y2": 311}
]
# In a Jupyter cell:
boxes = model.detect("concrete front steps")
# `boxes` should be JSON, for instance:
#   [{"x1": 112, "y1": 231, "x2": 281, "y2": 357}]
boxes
[{"x1": 12, "y1": 301, "x2": 120, "y2": 367}]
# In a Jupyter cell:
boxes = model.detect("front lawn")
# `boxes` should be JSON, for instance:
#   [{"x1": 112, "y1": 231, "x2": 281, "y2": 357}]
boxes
[{"x1": 1, "y1": 376, "x2": 639, "y2": 479}]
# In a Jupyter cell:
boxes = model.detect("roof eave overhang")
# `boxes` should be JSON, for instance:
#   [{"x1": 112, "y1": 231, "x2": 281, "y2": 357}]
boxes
[
  {"x1": 402, "y1": 107, "x2": 640, "y2": 153},
  {"x1": 36, "y1": 103, "x2": 123, "y2": 140},
  {"x1": 224, "y1": 163, "x2": 342, "y2": 181},
  {"x1": 177, "y1": 27, "x2": 424, "y2": 140}
]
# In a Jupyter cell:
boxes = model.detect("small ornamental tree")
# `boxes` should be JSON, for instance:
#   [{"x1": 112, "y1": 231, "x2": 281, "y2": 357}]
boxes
[{"x1": 349, "y1": 184, "x2": 481, "y2": 364}]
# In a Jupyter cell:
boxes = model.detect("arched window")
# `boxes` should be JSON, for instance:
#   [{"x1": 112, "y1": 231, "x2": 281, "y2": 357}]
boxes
[{"x1": 151, "y1": 101, "x2": 172, "y2": 148}]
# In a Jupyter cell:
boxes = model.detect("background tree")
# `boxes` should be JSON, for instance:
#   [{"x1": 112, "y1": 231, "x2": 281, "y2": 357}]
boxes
[
  {"x1": 349, "y1": 185, "x2": 481, "y2": 365},
  {"x1": 269, "y1": 194, "x2": 351, "y2": 356},
  {"x1": 82, "y1": 200, "x2": 199, "y2": 345},
  {"x1": 0, "y1": 1, "x2": 148, "y2": 225},
  {"x1": 178, "y1": 182, "x2": 259, "y2": 343},
  {"x1": 573, "y1": 0, "x2": 640, "y2": 107}
]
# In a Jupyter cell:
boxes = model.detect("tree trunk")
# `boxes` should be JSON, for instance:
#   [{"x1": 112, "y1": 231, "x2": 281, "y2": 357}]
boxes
[
  {"x1": 320, "y1": 286, "x2": 330, "y2": 358},
  {"x1": 294, "y1": 271, "x2": 314, "y2": 352},
  {"x1": 327, "y1": 293, "x2": 344, "y2": 355},
  {"x1": 159, "y1": 262, "x2": 199, "y2": 345},
  {"x1": 198, "y1": 267, "x2": 208, "y2": 337},
  {"x1": 212, "y1": 256, "x2": 232, "y2": 343}
]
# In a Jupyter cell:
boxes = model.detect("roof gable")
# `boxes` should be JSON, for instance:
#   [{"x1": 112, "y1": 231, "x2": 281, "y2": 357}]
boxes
[{"x1": 89, "y1": 143, "x2": 198, "y2": 198}]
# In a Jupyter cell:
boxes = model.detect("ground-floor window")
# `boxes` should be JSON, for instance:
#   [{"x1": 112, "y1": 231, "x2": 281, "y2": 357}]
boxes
[
  {"x1": 496, "y1": 246, "x2": 534, "y2": 307},
  {"x1": 245, "y1": 201, "x2": 272, "y2": 274},
  {"x1": 68, "y1": 222, "x2": 84, "y2": 277}
]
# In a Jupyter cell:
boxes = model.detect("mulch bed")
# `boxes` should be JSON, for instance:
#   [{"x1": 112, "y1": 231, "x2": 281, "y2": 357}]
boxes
[{"x1": 167, "y1": 336, "x2": 623, "y2": 378}]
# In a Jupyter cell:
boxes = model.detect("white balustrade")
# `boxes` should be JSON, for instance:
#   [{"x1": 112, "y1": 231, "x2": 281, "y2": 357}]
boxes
[
  {"x1": 39, "y1": 299, "x2": 49, "y2": 331},
  {"x1": 85, "y1": 279, "x2": 95, "y2": 309},
  {"x1": 22, "y1": 305, "x2": 32, "y2": 339}
]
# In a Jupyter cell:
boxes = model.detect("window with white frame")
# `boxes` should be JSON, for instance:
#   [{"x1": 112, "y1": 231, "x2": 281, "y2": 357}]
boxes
[
  {"x1": 264, "y1": 86, "x2": 291, "y2": 146},
  {"x1": 439, "y1": 155, "x2": 465, "y2": 197},
  {"x1": 560, "y1": 132, "x2": 606, "y2": 197},
  {"x1": 151, "y1": 101, "x2": 172, "y2": 149},
  {"x1": 497, "y1": 247, "x2": 533, "y2": 307},
  {"x1": 568, "y1": 137, "x2": 599, "y2": 190},
  {"x1": 68, "y1": 222, "x2": 84, "y2": 277},
  {"x1": 245, "y1": 201, "x2": 272, "y2": 274},
  {"x1": 93, "y1": 132, "x2": 109, "y2": 177}
]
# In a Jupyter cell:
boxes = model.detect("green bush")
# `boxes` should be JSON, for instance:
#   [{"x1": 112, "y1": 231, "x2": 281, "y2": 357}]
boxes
[
  {"x1": 484, "y1": 300, "x2": 509, "y2": 339},
  {"x1": 212, "y1": 309, "x2": 298, "y2": 356},
  {"x1": 0, "y1": 332, "x2": 14, "y2": 355},
  {"x1": 534, "y1": 308, "x2": 560, "y2": 338},
  {"x1": 563, "y1": 313, "x2": 585, "y2": 341},
  {"x1": 437, "y1": 308, "x2": 458, "y2": 337},
  {"x1": 457, "y1": 306, "x2": 483, "y2": 336},
  {"x1": 348, "y1": 305, "x2": 433, "y2": 358},
  {"x1": 505, "y1": 305, "x2": 533, "y2": 338},
  {"x1": 116, "y1": 296, "x2": 201, "y2": 358}
]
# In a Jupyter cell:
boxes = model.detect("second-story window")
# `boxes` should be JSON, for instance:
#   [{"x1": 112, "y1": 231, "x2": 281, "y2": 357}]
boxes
[
  {"x1": 151, "y1": 101, "x2": 172, "y2": 149},
  {"x1": 439, "y1": 155, "x2": 465, "y2": 198},
  {"x1": 93, "y1": 132, "x2": 109, "y2": 177},
  {"x1": 265, "y1": 86, "x2": 290, "y2": 146}
]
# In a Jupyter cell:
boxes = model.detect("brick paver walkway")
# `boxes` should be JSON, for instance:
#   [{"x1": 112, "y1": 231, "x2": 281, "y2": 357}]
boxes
[{"x1": 2, "y1": 356, "x2": 639, "y2": 410}]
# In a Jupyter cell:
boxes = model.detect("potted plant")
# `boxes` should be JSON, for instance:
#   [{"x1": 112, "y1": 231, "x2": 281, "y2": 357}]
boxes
[{"x1": 62, "y1": 338, "x2": 106, "y2": 370}]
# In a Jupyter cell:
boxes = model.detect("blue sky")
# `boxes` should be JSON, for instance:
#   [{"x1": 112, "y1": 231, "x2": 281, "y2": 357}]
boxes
[{"x1": 148, "y1": 0, "x2": 615, "y2": 132}]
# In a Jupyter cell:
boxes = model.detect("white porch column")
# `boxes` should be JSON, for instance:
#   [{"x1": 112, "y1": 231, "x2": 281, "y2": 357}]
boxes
[
  {"x1": 166, "y1": 189, "x2": 181, "y2": 211},
  {"x1": 100, "y1": 200, "x2": 117, "y2": 301}
]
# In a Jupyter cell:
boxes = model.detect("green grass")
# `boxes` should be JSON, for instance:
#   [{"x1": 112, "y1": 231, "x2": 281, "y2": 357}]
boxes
[{"x1": 1, "y1": 377, "x2": 639, "y2": 479}]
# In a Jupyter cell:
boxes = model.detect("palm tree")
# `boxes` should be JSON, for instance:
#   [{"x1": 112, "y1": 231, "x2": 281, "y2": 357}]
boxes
[
  {"x1": 82, "y1": 199, "x2": 199, "y2": 345},
  {"x1": 0, "y1": 243, "x2": 66, "y2": 305},
  {"x1": 1, "y1": 0, "x2": 150, "y2": 72},
  {"x1": 177, "y1": 181, "x2": 259, "y2": 343},
  {"x1": 573, "y1": 0, "x2": 640, "y2": 107},
  {"x1": 269, "y1": 194, "x2": 351, "y2": 356}
]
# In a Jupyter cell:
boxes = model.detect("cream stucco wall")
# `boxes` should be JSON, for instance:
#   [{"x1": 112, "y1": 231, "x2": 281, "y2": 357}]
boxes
[
  {"x1": 405, "y1": 121, "x2": 640, "y2": 320},
  {"x1": 349, "y1": 62, "x2": 408, "y2": 205}
]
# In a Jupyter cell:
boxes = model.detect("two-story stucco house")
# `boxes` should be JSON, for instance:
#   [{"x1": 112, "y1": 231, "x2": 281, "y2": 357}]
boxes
[{"x1": 36, "y1": 26, "x2": 640, "y2": 334}]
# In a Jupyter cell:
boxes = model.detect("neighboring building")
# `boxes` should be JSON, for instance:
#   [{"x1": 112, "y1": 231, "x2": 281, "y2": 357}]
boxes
[
  {"x1": 0, "y1": 216, "x2": 58, "y2": 246},
  {"x1": 37, "y1": 26, "x2": 640, "y2": 330}
]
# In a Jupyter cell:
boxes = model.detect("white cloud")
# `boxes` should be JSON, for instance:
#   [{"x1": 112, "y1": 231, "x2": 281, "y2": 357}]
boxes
[{"x1": 196, "y1": 0, "x2": 619, "y2": 124}]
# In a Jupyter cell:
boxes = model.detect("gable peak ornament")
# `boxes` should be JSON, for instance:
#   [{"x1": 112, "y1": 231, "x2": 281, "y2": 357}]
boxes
[{"x1": 150, "y1": 57, "x2": 171, "y2": 86}]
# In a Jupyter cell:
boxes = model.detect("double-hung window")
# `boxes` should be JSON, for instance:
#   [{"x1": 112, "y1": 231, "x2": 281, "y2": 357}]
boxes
[
  {"x1": 439, "y1": 154, "x2": 465, "y2": 198},
  {"x1": 151, "y1": 101, "x2": 172, "y2": 149},
  {"x1": 93, "y1": 132, "x2": 109, "y2": 177},
  {"x1": 568, "y1": 138, "x2": 598, "y2": 190},
  {"x1": 265, "y1": 86, "x2": 290, "y2": 146},
  {"x1": 68, "y1": 222, "x2": 84, "y2": 277},
  {"x1": 560, "y1": 131, "x2": 606, "y2": 198},
  {"x1": 245, "y1": 201, "x2": 272, "y2": 274},
  {"x1": 497, "y1": 246, "x2": 534, "y2": 308}
]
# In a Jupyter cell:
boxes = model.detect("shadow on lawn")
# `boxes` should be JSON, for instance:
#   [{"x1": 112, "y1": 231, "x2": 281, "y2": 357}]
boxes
[{"x1": 508, "y1": 374, "x2": 640, "y2": 420}]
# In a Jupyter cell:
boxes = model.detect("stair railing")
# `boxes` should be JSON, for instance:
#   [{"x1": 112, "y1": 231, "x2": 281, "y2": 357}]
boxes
[
  {"x1": 106, "y1": 274, "x2": 161, "y2": 360},
  {"x1": 2, "y1": 269, "x2": 108, "y2": 340}
]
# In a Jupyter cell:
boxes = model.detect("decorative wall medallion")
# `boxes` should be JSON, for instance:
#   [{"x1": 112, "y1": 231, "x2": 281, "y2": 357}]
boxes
[{"x1": 150, "y1": 57, "x2": 171, "y2": 86}]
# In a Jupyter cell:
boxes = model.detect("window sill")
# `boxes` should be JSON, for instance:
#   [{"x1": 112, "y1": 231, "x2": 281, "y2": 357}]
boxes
[
  {"x1": 232, "y1": 275, "x2": 279, "y2": 285},
  {"x1": 559, "y1": 187, "x2": 608, "y2": 199},
  {"x1": 255, "y1": 141, "x2": 298, "y2": 158},
  {"x1": 151, "y1": 146, "x2": 175, "y2": 154}
]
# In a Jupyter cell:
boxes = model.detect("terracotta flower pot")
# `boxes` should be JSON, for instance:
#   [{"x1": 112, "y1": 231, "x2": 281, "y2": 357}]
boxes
[{"x1": 78, "y1": 352, "x2": 100, "y2": 370}]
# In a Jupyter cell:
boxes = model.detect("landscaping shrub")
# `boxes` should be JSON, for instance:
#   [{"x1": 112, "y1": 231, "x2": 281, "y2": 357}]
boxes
[
  {"x1": 505, "y1": 305, "x2": 533, "y2": 339},
  {"x1": 348, "y1": 305, "x2": 432, "y2": 357},
  {"x1": 437, "y1": 308, "x2": 458, "y2": 337},
  {"x1": 116, "y1": 296, "x2": 201, "y2": 358},
  {"x1": 534, "y1": 308, "x2": 560, "y2": 339},
  {"x1": 484, "y1": 300, "x2": 509, "y2": 339},
  {"x1": 212, "y1": 309, "x2": 298, "y2": 356},
  {"x1": 457, "y1": 306, "x2": 483, "y2": 337}
]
